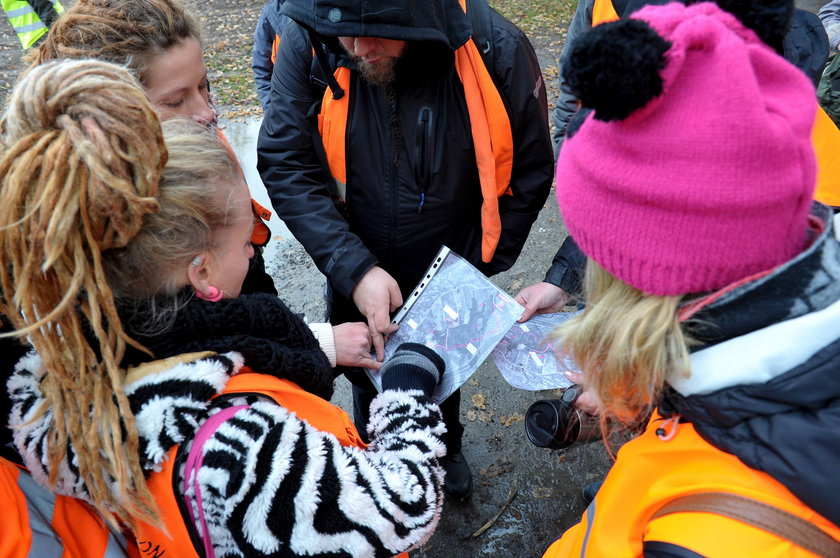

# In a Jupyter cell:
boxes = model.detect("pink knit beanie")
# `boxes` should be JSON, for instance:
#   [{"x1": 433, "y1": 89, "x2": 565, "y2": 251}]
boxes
[{"x1": 556, "y1": 2, "x2": 817, "y2": 296}]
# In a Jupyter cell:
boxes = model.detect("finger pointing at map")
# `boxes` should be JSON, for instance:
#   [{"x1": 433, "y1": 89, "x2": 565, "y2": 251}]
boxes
[
  {"x1": 366, "y1": 247, "x2": 525, "y2": 403},
  {"x1": 352, "y1": 265, "x2": 403, "y2": 360}
]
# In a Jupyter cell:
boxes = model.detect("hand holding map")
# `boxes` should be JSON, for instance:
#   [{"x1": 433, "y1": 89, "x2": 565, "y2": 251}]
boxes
[{"x1": 365, "y1": 246, "x2": 524, "y2": 403}]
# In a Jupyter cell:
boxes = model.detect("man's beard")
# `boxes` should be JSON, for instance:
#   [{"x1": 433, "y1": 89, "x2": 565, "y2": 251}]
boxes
[{"x1": 356, "y1": 57, "x2": 398, "y2": 86}]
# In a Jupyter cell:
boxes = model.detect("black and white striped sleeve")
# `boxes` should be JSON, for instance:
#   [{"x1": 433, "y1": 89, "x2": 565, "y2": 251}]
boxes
[{"x1": 190, "y1": 390, "x2": 446, "y2": 558}]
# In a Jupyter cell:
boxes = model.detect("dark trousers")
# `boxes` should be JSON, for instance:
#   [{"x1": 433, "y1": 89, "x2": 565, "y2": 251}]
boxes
[
  {"x1": 330, "y1": 286, "x2": 465, "y2": 453},
  {"x1": 29, "y1": 0, "x2": 59, "y2": 27}
]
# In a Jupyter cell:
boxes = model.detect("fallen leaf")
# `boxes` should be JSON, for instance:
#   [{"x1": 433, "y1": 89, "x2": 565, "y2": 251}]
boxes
[
  {"x1": 472, "y1": 393, "x2": 486, "y2": 409},
  {"x1": 532, "y1": 487, "x2": 553, "y2": 499},
  {"x1": 500, "y1": 413, "x2": 524, "y2": 427}
]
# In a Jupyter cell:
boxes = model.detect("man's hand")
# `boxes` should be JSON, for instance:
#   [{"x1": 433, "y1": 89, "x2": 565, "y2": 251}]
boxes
[
  {"x1": 333, "y1": 322, "x2": 382, "y2": 369},
  {"x1": 514, "y1": 282, "x2": 572, "y2": 322},
  {"x1": 351, "y1": 266, "x2": 402, "y2": 361}
]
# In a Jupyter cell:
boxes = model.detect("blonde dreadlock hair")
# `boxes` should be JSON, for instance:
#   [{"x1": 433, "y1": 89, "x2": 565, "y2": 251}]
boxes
[
  {"x1": 0, "y1": 59, "x2": 166, "y2": 528},
  {"x1": 28, "y1": 0, "x2": 201, "y2": 84}
]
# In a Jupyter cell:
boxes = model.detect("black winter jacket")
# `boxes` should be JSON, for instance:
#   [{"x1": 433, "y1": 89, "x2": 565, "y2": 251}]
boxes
[
  {"x1": 665, "y1": 203, "x2": 840, "y2": 528},
  {"x1": 257, "y1": 0, "x2": 553, "y2": 301}
]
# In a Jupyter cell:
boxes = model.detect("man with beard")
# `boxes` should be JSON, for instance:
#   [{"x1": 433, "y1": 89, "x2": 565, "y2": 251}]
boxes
[{"x1": 257, "y1": 0, "x2": 552, "y2": 502}]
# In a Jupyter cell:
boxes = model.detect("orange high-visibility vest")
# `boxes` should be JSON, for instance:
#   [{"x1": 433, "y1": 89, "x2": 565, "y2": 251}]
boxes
[
  {"x1": 0, "y1": 457, "x2": 138, "y2": 558},
  {"x1": 543, "y1": 414, "x2": 840, "y2": 557},
  {"x1": 133, "y1": 370, "x2": 401, "y2": 558},
  {"x1": 811, "y1": 107, "x2": 840, "y2": 207},
  {"x1": 591, "y1": 0, "x2": 620, "y2": 26},
  {"x1": 590, "y1": 0, "x2": 840, "y2": 208},
  {"x1": 317, "y1": 0, "x2": 514, "y2": 263}
]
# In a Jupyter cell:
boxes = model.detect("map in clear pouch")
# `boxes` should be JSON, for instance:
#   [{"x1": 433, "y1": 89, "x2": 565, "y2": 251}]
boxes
[
  {"x1": 491, "y1": 311, "x2": 582, "y2": 391},
  {"x1": 366, "y1": 246, "x2": 524, "y2": 403}
]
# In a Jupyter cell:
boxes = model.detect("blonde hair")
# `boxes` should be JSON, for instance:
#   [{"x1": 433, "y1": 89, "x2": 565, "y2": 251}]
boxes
[
  {"x1": 550, "y1": 259, "x2": 693, "y2": 429},
  {"x1": 105, "y1": 119, "x2": 244, "y2": 301},
  {"x1": 29, "y1": 0, "x2": 201, "y2": 84},
  {"x1": 0, "y1": 59, "x2": 165, "y2": 527}
]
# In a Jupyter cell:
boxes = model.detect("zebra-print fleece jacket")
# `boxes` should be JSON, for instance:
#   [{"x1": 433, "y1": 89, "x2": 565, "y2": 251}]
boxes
[{"x1": 7, "y1": 350, "x2": 447, "y2": 557}]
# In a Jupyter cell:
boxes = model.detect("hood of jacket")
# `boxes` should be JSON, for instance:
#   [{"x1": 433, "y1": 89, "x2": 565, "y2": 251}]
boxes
[
  {"x1": 280, "y1": 0, "x2": 472, "y2": 50},
  {"x1": 8, "y1": 350, "x2": 241, "y2": 503},
  {"x1": 664, "y1": 203, "x2": 840, "y2": 526}
]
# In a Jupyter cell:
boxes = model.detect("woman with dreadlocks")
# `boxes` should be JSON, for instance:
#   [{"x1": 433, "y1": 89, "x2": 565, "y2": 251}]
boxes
[
  {"x1": 1, "y1": 58, "x2": 446, "y2": 557},
  {"x1": 0, "y1": 56, "x2": 162, "y2": 558},
  {"x1": 4, "y1": 0, "x2": 379, "y2": 410}
]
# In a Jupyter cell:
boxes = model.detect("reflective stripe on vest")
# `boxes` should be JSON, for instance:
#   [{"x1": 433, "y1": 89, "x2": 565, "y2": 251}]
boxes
[
  {"x1": 317, "y1": 1, "x2": 514, "y2": 263},
  {"x1": 542, "y1": 414, "x2": 840, "y2": 557},
  {"x1": 591, "y1": 0, "x2": 619, "y2": 26},
  {"x1": 1, "y1": 0, "x2": 64, "y2": 49},
  {"x1": 0, "y1": 458, "x2": 135, "y2": 558},
  {"x1": 133, "y1": 371, "x2": 377, "y2": 558}
]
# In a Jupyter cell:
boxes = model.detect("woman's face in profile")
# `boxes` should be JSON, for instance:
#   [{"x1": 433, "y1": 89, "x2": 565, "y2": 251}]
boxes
[{"x1": 144, "y1": 36, "x2": 217, "y2": 126}]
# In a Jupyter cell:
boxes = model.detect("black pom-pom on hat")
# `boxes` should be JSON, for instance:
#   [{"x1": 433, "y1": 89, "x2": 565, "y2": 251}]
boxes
[{"x1": 563, "y1": 18, "x2": 671, "y2": 122}]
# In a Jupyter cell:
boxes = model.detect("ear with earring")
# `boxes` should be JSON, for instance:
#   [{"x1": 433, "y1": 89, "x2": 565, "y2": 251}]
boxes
[{"x1": 191, "y1": 256, "x2": 224, "y2": 302}]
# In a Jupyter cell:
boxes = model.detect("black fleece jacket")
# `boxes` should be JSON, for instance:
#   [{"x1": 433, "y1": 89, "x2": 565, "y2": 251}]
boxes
[{"x1": 120, "y1": 292, "x2": 335, "y2": 400}]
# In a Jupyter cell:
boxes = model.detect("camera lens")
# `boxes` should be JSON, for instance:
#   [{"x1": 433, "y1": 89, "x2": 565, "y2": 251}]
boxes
[
  {"x1": 525, "y1": 399, "x2": 579, "y2": 450},
  {"x1": 525, "y1": 400, "x2": 563, "y2": 448},
  {"x1": 524, "y1": 386, "x2": 600, "y2": 450}
]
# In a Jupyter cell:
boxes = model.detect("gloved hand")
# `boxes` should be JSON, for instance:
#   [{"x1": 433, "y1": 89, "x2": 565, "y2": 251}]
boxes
[{"x1": 380, "y1": 343, "x2": 445, "y2": 397}]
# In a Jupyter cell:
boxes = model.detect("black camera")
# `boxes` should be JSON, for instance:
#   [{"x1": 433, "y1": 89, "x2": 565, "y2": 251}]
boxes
[{"x1": 524, "y1": 385, "x2": 600, "y2": 450}]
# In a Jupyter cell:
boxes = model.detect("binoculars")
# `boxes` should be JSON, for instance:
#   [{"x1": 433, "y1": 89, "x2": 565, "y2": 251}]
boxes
[{"x1": 525, "y1": 385, "x2": 601, "y2": 450}]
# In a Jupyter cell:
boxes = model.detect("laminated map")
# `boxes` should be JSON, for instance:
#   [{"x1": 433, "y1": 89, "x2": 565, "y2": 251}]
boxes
[
  {"x1": 366, "y1": 246, "x2": 524, "y2": 403},
  {"x1": 491, "y1": 311, "x2": 582, "y2": 391}
]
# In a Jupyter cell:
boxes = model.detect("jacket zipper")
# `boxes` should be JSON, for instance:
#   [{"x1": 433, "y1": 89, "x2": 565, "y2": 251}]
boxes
[{"x1": 415, "y1": 106, "x2": 433, "y2": 214}]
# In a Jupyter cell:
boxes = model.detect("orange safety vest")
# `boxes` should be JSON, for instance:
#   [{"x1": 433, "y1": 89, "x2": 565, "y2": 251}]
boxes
[
  {"x1": 590, "y1": 0, "x2": 840, "y2": 207},
  {"x1": 811, "y1": 108, "x2": 840, "y2": 207},
  {"x1": 542, "y1": 414, "x2": 840, "y2": 557},
  {"x1": 0, "y1": 457, "x2": 139, "y2": 558},
  {"x1": 591, "y1": 0, "x2": 620, "y2": 26},
  {"x1": 133, "y1": 370, "x2": 413, "y2": 558},
  {"x1": 317, "y1": 0, "x2": 514, "y2": 264}
]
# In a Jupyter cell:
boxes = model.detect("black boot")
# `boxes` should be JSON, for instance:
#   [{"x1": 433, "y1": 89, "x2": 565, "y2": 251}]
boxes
[
  {"x1": 581, "y1": 479, "x2": 604, "y2": 505},
  {"x1": 441, "y1": 450, "x2": 473, "y2": 503},
  {"x1": 439, "y1": 390, "x2": 471, "y2": 502}
]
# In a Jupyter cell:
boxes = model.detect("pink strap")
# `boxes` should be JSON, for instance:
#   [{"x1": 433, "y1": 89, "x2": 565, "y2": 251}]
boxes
[{"x1": 183, "y1": 405, "x2": 249, "y2": 558}]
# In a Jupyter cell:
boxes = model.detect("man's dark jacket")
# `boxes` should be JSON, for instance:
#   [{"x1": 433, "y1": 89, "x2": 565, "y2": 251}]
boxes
[{"x1": 257, "y1": 0, "x2": 553, "y2": 301}]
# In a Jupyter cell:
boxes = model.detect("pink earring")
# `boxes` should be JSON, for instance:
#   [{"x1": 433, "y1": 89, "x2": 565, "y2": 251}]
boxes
[{"x1": 196, "y1": 286, "x2": 223, "y2": 302}]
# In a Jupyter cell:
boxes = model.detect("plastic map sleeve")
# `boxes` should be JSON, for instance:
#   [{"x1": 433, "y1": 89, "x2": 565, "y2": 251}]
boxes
[
  {"x1": 491, "y1": 311, "x2": 583, "y2": 391},
  {"x1": 366, "y1": 246, "x2": 524, "y2": 403}
]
